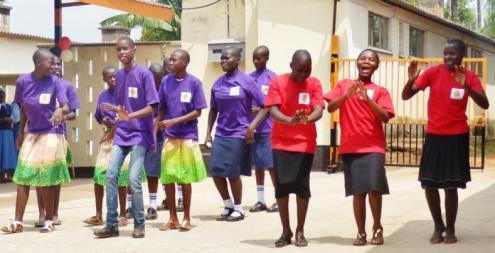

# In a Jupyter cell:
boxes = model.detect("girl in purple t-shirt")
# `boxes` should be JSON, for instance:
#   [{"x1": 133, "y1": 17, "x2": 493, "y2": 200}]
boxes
[
  {"x1": 2, "y1": 49, "x2": 71, "y2": 234},
  {"x1": 157, "y1": 49, "x2": 208, "y2": 232}
]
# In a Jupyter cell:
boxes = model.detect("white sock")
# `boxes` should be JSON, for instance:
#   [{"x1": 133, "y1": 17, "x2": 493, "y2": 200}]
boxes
[
  {"x1": 232, "y1": 205, "x2": 244, "y2": 217},
  {"x1": 149, "y1": 193, "x2": 157, "y2": 209},
  {"x1": 45, "y1": 220, "x2": 53, "y2": 227},
  {"x1": 163, "y1": 185, "x2": 167, "y2": 196},
  {"x1": 256, "y1": 185, "x2": 265, "y2": 204},
  {"x1": 127, "y1": 194, "x2": 132, "y2": 208},
  {"x1": 223, "y1": 199, "x2": 234, "y2": 209},
  {"x1": 177, "y1": 185, "x2": 183, "y2": 200}
]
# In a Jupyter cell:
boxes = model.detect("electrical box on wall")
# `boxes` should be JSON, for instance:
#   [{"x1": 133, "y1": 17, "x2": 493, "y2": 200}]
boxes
[{"x1": 208, "y1": 39, "x2": 245, "y2": 62}]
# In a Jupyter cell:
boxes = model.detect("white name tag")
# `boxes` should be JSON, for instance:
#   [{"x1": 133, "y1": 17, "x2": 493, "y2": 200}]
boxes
[
  {"x1": 39, "y1": 94, "x2": 51, "y2": 105},
  {"x1": 229, "y1": 86, "x2": 240, "y2": 96},
  {"x1": 128, "y1": 87, "x2": 138, "y2": 98},
  {"x1": 180, "y1": 92, "x2": 192, "y2": 103},
  {"x1": 450, "y1": 88, "x2": 464, "y2": 100},
  {"x1": 261, "y1": 85, "x2": 269, "y2": 95},
  {"x1": 366, "y1": 89, "x2": 375, "y2": 99},
  {"x1": 298, "y1": 92, "x2": 310, "y2": 105}
]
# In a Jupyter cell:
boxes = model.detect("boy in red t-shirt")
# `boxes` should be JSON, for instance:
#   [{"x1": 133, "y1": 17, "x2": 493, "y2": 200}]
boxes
[
  {"x1": 324, "y1": 49, "x2": 395, "y2": 246},
  {"x1": 402, "y1": 39, "x2": 489, "y2": 244},
  {"x1": 265, "y1": 50, "x2": 324, "y2": 247}
]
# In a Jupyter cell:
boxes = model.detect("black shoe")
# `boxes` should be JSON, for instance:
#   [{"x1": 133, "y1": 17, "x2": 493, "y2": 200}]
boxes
[
  {"x1": 125, "y1": 208, "x2": 133, "y2": 219},
  {"x1": 216, "y1": 207, "x2": 234, "y2": 221},
  {"x1": 177, "y1": 198, "x2": 184, "y2": 212},
  {"x1": 157, "y1": 199, "x2": 168, "y2": 211},
  {"x1": 94, "y1": 224, "x2": 119, "y2": 238},
  {"x1": 145, "y1": 207, "x2": 158, "y2": 220},
  {"x1": 267, "y1": 203, "x2": 279, "y2": 213},
  {"x1": 132, "y1": 227, "x2": 145, "y2": 238},
  {"x1": 249, "y1": 201, "x2": 267, "y2": 212},
  {"x1": 226, "y1": 210, "x2": 245, "y2": 222}
]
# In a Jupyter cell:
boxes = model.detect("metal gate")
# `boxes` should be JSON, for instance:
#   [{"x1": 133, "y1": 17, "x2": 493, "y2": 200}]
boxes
[{"x1": 329, "y1": 58, "x2": 487, "y2": 170}]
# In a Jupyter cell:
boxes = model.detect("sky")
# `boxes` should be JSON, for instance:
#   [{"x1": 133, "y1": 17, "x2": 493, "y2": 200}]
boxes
[{"x1": 6, "y1": 0, "x2": 141, "y2": 42}]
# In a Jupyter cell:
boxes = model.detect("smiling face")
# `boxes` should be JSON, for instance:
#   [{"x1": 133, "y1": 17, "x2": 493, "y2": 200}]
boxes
[
  {"x1": 443, "y1": 43, "x2": 464, "y2": 71},
  {"x1": 51, "y1": 57, "x2": 62, "y2": 77},
  {"x1": 220, "y1": 48, "x2": 240, "y2": 73},
  {"x1": 357, "y1": 50, "x2": 379, "y2": 80},
  {"x1": 116, "y1": 38, "x2": 136, "y2": 65}
]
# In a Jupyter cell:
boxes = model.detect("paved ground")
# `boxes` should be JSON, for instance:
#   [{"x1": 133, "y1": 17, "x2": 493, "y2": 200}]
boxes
[{"x1": 0, "y1": 167, "x2": 495, "y2": 253}]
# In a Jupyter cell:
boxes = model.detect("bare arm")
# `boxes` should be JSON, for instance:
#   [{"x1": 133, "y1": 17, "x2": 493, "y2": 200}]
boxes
[
  {"x1": 159, "y1": 110, "x2": 202, "y2": 129},
  {"x1": 205, "y1": 109, "x2": 218, "y2": 146},
  {"x1": 402, "y1": 60, "x2": 422, "y2": 100},
  {"x1": 117, "y1": 105, "x2": 156, "y2": 121},
  {"x1": 306, "y1": 105, "x2": 324, "y2": 123},
  {"x1": 16, "y1": 105, "x2": 27, "y2": 149},
  {"x1": 64, "y1": 110, "x2": 76, "y2": 121},
  {"x1": 465, "y1": 85, "x2": 489, "y2": 109}
]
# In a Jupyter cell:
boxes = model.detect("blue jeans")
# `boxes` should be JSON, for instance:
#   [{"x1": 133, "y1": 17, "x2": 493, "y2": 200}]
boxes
[{"x1": 106, "y1": 144, "x2": 146, "y2": 228}]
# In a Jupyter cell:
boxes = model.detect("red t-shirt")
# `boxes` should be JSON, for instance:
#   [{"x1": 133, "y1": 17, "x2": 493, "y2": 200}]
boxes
[
  {"x1": 265, "y1": 74, "x2": 325, "y2": 154},
  {"x1": 324, "y1": 79, "x2": 395, "y2": 154},
  {"x1": 416, "y1": 64, "x2": 484, "y2": 135}
]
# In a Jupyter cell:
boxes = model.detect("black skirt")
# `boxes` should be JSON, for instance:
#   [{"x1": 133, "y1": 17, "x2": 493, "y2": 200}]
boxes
[
  {"x1": 341, "y1": 153, "x2": 389, "y2": 197},
  {"x1": 273, "y1": 149, "x2": 314, "y2": 199},
  {"x1": 419, "y1": 133, "x2": 470, "y2": 189}
]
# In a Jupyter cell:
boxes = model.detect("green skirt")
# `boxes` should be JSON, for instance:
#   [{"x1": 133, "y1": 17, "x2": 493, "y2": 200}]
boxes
[
  {"x1": 93, "y1": 139, "x2": 146, "y2": 187},
  {"x1": 160, "y1": 138, "x2": 207, "y2": 184},
  {"x1": 14, "y1": 133, "x2": 70, "y2": 186}
]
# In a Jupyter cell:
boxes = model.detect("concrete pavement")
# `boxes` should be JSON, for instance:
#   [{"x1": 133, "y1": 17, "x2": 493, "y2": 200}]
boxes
[{"x1": 0, "y1": 167, "x2": 495, "y2": 253}]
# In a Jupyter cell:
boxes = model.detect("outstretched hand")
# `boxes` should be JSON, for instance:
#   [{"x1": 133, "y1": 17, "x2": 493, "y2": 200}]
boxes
[
  {"x1": 408, "y1": 60, "x2": 421, "y2": 81},
  {"x1": 115, "y1": 106, "x2": 130, "y2": 121}
]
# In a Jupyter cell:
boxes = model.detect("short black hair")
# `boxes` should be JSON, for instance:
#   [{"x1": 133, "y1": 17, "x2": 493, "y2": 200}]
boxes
[
  {"x1": 117, "y1": 36, "x2": 136, "y2": 48},
  {"x1": 357, "y1": 49, "x2": 380, "y2": 63},
  {"x1": 224, "y1": 46, "x2": 242, "y2": 59},
  {"x1": 254, "y1": 45, "x2": 269, "y2": 57},
  {"x1": 292, "y1": 49, "x2": 311, "y2": 63},
  {"x1": 32, "y1": 48, "x2": 53, "y2": 63},
  {"x1": 102, "y1": 65, "x2": 117, "y2": 77},
  {"x1": 447, "y1": 39, "x2": 467, "y2": 55},
  {"x1": 172, "y1": 49, "x2": 191, "y2": 64}
]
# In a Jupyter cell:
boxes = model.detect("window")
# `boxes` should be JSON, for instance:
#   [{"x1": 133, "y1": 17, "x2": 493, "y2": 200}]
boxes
[
  {"x1": 368, "y1": 13, "x2": 389, "y2": 50},
  {"x1": 409, "y1": 27, "x2": 424, "y2": 57}
]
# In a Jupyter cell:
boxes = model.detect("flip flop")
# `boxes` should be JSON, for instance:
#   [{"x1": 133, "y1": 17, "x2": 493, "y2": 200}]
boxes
[
  {"x1": 179, "y1": 220, "x2": 192, "y2": 232},
  {"x1": 1, "y1": 221, "x2": 23, "y2": 234},
  {"x1": 295, "y1": 232, "x2": 308, "y2": 247},
  {"x1": 159, "y1": 220, "x2": 180, "y2": 231}
]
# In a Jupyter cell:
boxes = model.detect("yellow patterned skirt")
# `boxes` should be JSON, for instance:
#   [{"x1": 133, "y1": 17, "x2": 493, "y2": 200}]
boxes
[
  {"x1": 160, "y1": 138, "x2": 207, "y2": 185},
  {"x1": 13, "y1": 133, "x2": 70, "y2": 187}
]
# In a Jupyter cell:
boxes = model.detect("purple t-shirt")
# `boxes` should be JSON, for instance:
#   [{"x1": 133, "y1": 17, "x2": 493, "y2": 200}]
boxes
[
  {"x1": 113, "y1": 64, "x2": 159, "y2": 149},
  {"x1": 59, "y1": 78, "x2": 80, "y2": 136},
  {"x1": 95, "y1": 88, "x2": 117, "y2": 125},
  {"x1": 158, "y1": 73, "x2": 207, "y2": 141},
  {"x1": 14, "y1": 73, "x2": 68, "y2": 134},
  {"x1": 249, "y1": 69, "x2": 276, "y2": 134},
  {"x1": 211, "y1": 70, "x2": 264, "y2": 139}
]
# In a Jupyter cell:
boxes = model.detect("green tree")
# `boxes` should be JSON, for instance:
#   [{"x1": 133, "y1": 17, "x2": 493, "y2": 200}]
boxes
[
  {"x1": 99, "y1": 0, "x2": 182, "y2": 41},
  {"x1": 481, "y1": 0, "x2": 495, "y2": 38},
  {"x1": 444, "y1": 0, "x2": 476, "y2": 29}
]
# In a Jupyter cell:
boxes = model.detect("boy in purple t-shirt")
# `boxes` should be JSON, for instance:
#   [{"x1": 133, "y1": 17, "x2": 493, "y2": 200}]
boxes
[
  {"x1": 248, "y1": 46, "x2": 279, "y2": 213},
  {"x1": 2, "y1": 49, "x2": 71, "y2": 234},
  {"x1": 94, "y1": 37, "x2": 159, "y2": 239},
  {"x1": 157, "y1": 49, "x2": 207, "y2": 231}
]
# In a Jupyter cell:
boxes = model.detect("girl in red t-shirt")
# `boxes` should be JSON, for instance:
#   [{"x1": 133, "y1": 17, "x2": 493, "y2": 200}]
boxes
[
  {"x1": 402, "y1": 39, "x2": 489, "y2": 244},
  {"x1": 324, "y1": 49, "x2": 395, "y2": 246},
  {"x1": 265, "y1": 50, "x2": 324, "y2": 247}
]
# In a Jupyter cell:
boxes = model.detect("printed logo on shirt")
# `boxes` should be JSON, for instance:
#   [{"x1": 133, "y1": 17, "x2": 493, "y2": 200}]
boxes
[
  {"x1": 366, "y1": 89, "x2": 375, "y2": 99},
  {"x1": 229, "y1": 86, "x2": 240, "y2": 96},
  {"x1": 450, "y1": 88, "x2": 465, "y2": 100},
  {"x1": 128, "y1": 87, "x2": 138, "y2": 98},
  {"x1": 180, "y1": 92, "x2": 192, "y2": 103},
  {"x1": 261, "y1": 85, "x2": 269, "y2": 95},
  {"x1": 298, "y1": 93, "x2": 310, "y2": 105},
  {"x1": 39, "y1": 94, "x2": 51, "y2": 105}
]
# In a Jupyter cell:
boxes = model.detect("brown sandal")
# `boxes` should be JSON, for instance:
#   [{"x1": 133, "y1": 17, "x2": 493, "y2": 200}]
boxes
[
  {"x1": 118, "y1": 217, "x2": 128, "y2": 227},
  {"x1": 353, "y1": 232, "x2": 367, "y2": 246},
  {"x1": 1, "y1": 221, "x2": 23, "y2": 234},
  {"x1": 294, "y1": 232, "x2": 308, "y2": 247},
  {"x1": 83, "y1": 216, "x2": 104, "y2": 226},
  {"x1": 370, "y1": 226, "x2": 384, "y2": 245},
  {"x1": 274, "y1": 231, "x2": 293, "y2": 247},
  {"x1": 159, "y1": 220, "x2": 180, "y2": 231},
  {"x1": 179, "y1": 220, "x2": 192, "y2": 232}
]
